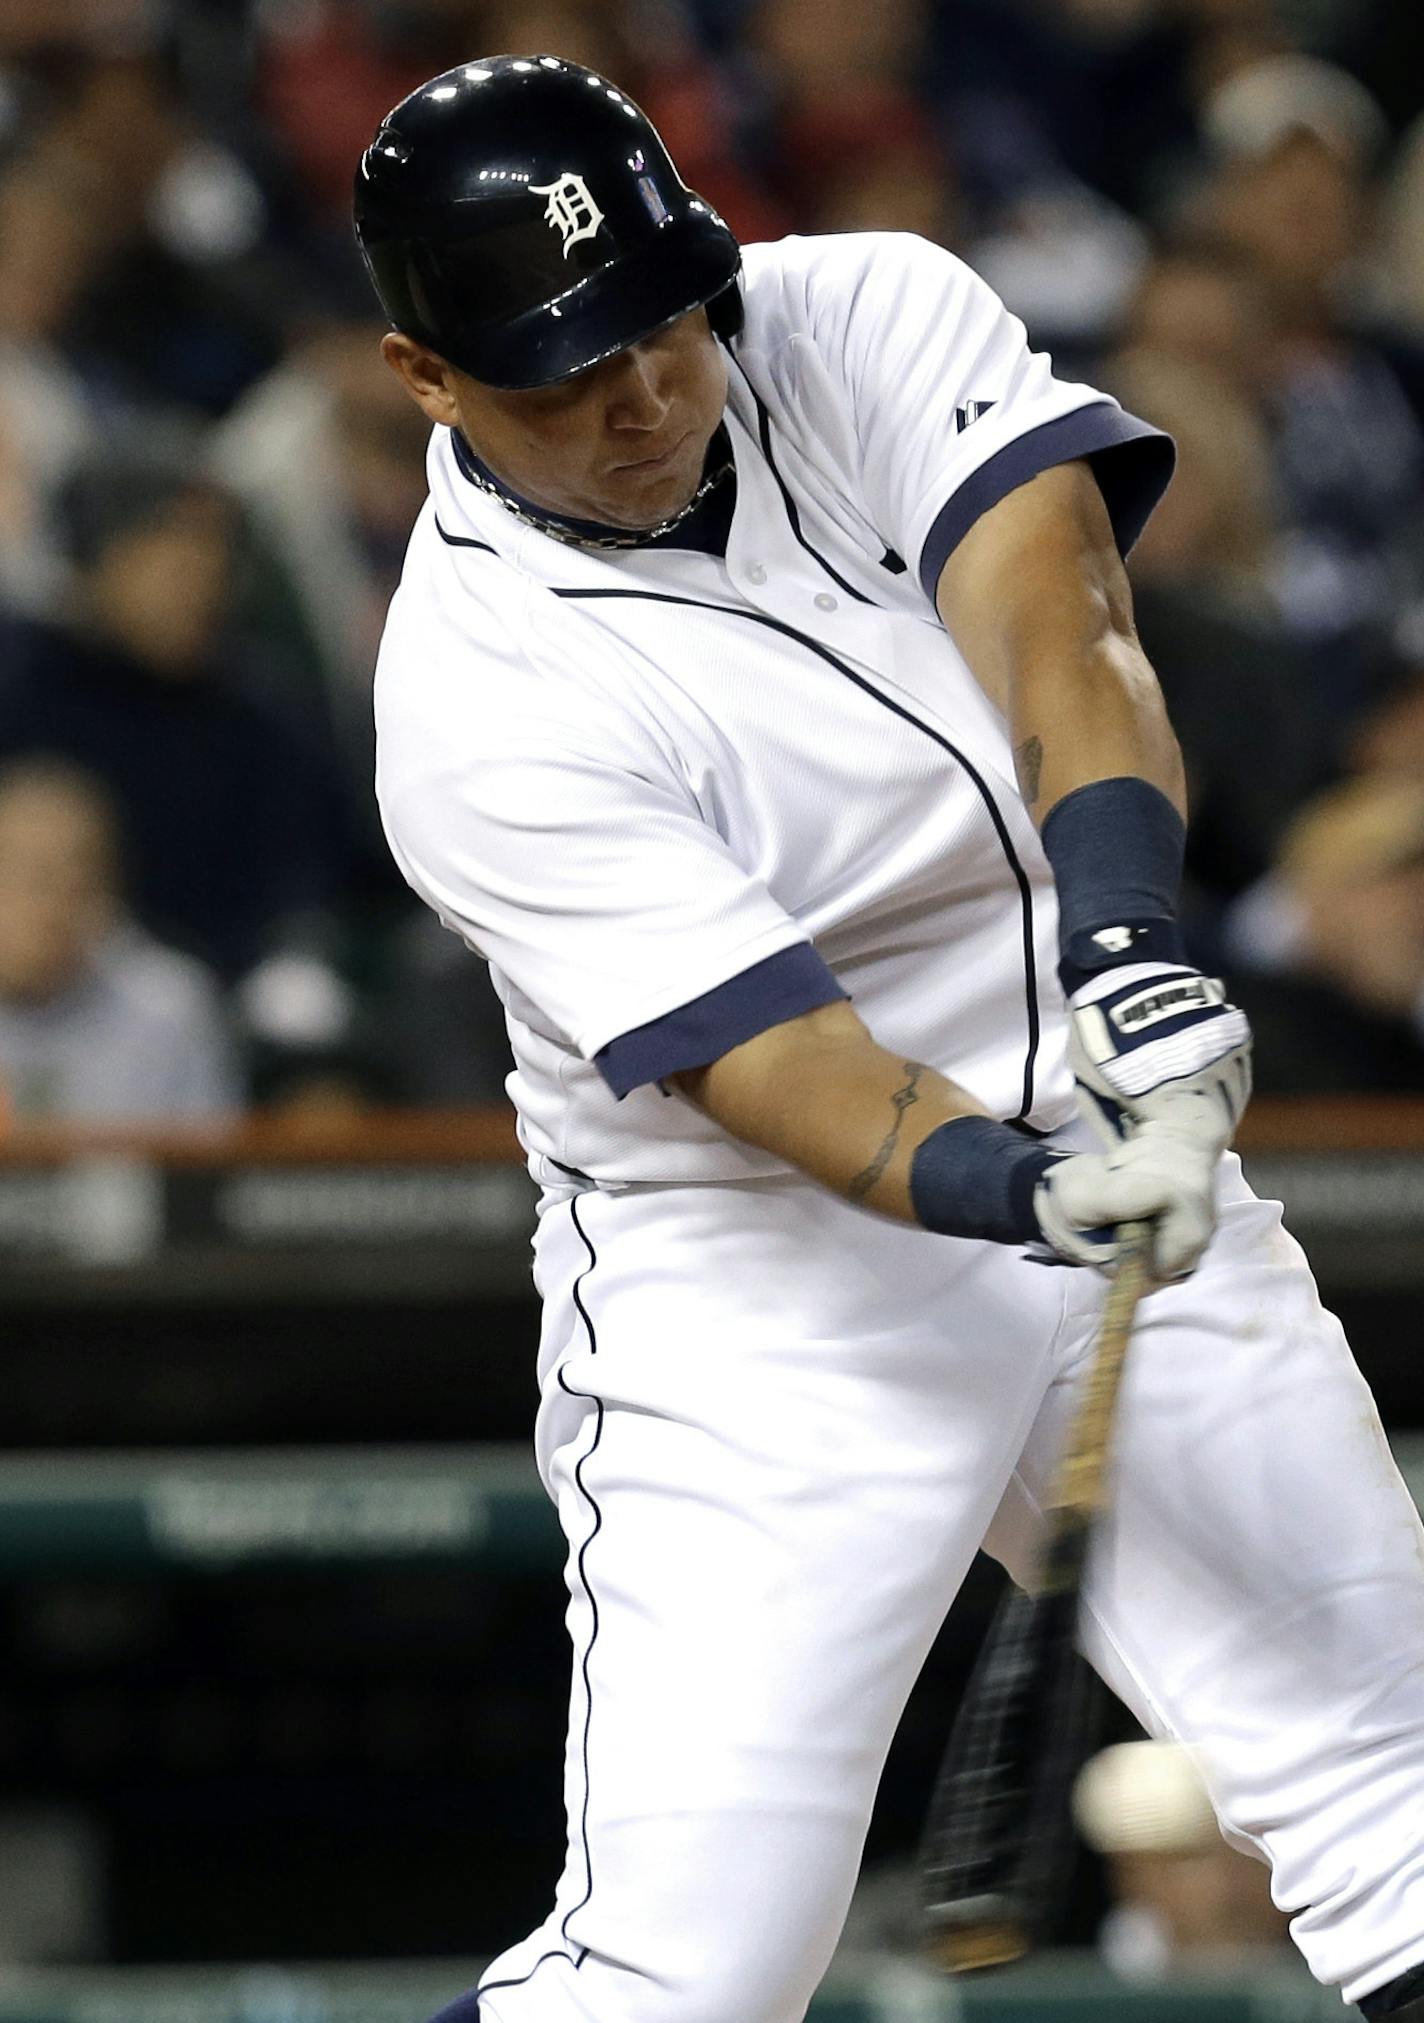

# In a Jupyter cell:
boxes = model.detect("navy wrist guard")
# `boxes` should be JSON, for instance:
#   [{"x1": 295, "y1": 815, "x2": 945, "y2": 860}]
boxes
[
  {"x1": 1040, "y1": 776, "x2": 1188, "y2": 995},
  {"x1": 909, "y1": 1115, "x2": 1061, "y2": 1246}
]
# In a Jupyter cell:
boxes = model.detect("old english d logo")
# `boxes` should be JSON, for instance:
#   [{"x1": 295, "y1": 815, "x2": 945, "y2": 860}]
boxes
[{"x1": 530, "y1": 172, "x2": 605, "y2": 257}]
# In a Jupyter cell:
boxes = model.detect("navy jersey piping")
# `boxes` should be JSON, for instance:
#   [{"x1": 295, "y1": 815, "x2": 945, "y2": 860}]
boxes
[
  {"x1": 480, "y1": 1193, "x2": 604, "y2": 1998},
  {"x1": 437, "y1": 525, "x2": 497, "y2": 554},
  {"x1": 543, "y1": 583, "x2": 1043, "y2": 1122},
  {"x1": 559, "y1": 1191, "x2": 603, "y2": 1962},
  {"x1": 731, "y1": 359, "x2": 879, "y2": 607}
]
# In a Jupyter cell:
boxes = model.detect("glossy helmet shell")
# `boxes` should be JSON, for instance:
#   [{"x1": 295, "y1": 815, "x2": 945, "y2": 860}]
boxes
[{"x1": 353, "y1": 54, "x2": 743, "y2": 389}]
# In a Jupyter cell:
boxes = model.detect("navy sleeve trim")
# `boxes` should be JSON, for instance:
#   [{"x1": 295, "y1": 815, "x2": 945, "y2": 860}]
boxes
[
  {"x1": 918, "y1": 404, "x2": 1176, "y2": 602},
  {"x1": 594, "y1": 944, "x2": 847, "y2": 1099}
]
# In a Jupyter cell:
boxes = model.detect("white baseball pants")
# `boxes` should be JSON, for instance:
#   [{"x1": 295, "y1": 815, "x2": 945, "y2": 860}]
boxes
[{"x1": 471, "y1": 1157, "x2": 1424, "y2": 2023}]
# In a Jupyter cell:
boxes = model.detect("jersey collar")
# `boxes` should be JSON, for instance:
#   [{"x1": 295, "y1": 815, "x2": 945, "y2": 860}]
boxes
[{"x1": 450, "y1": 425, "x2": 736, "y2": 556}]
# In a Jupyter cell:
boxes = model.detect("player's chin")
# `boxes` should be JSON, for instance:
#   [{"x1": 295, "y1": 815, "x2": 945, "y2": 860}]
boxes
[{"x1": 599, "y1": 439, "x2": 701, "y2": 521}]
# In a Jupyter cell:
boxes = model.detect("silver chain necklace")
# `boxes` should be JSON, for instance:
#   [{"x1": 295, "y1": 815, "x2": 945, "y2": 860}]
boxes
[{"x1": 456, "y1": 432, "x2": 735, "y2": 551}]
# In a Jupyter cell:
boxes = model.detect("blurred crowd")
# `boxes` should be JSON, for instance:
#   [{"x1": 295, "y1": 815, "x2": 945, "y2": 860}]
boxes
[{"x1": 1, "y1": 0, "x2": 1423, "y2": 1121}]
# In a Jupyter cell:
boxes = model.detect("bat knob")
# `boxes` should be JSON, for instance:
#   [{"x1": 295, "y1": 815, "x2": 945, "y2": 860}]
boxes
[{"x1": 924, "y1": 1896, "x2": 1030, "y2": 1974}]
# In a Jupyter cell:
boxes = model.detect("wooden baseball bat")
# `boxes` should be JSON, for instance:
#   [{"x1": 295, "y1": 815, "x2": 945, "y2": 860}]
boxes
[{"x1": 919, "y1": 1220, "x2": 1155, "y2": 1972}]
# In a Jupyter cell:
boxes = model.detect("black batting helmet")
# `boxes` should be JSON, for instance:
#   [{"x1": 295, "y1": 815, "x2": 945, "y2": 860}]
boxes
[{"x1": 353, "y1": 54, "x2": 743, "y2": 390}]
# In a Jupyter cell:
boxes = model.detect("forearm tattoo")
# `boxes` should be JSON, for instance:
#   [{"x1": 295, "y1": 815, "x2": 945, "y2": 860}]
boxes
[
  {"x1": 1011, "y1": 736, "x2": 1043, "y2": 813},
  {"x1": 1015, "y1": 734, "x2": 1044, "y2": 811},
  {"x1": 847, "y1": 1062, "x2": 925, "y2": 1201}
]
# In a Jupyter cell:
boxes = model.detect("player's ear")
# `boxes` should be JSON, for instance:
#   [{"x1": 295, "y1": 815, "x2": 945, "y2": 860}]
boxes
[{"x1": 380, "y1": 332, "x2": 462, "y2": 428}]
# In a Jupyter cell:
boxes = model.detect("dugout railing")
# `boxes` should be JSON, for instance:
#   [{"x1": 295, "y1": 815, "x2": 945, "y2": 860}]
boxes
[{"x1": 2, "y1": 1096, "x2": 1424, "y2": 1289}]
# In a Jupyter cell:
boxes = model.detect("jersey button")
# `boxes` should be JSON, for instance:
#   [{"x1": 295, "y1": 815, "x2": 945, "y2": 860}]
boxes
[
  {"x1": 747, "y1": 563, "x2": 767, "y2": 586},
  {"x1": 815, "y1": 591, "x2": 838, "y2": 611}
]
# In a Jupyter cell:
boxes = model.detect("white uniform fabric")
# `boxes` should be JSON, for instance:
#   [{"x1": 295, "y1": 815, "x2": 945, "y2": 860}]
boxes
[{"x1": 371, "y1": 232, "x2": 1424, "y2": 2021}]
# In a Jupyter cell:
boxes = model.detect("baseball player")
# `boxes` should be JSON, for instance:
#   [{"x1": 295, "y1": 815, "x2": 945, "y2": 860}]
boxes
[{"x1": 355, "y1": 56, "x2": 1424, "y2": 2023}]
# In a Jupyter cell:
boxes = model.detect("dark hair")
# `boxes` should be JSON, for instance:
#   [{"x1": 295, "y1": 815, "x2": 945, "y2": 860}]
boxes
[{"x1": 53, "y1": 450, "x2": 234, "y2": 574}]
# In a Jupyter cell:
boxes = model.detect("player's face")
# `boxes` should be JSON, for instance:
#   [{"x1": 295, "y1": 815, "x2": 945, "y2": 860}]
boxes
[{"x1": 383, "y1": 308, "x2": 729, "y2": 531}]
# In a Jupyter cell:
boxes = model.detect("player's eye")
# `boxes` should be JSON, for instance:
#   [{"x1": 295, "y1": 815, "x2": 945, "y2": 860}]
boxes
[{"x1": 526, "y1": 376, "x2": 592, "y2": 415}]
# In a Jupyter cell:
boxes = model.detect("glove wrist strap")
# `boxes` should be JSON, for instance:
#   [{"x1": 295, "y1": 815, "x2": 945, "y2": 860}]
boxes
[
  {"x1": 1040, "y1": 777, "x2": 1188, "y2": 994},
  {"x1": 909, "y1": 1115, "x2": 1062, "y2": 1246}
]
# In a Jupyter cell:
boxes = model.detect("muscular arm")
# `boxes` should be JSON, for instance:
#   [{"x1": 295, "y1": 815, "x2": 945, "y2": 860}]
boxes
[
  {"x1": 934, "y1": 459, "x2": 1185, "y2": 826},
  {"x1": 673, "y1": 998, "x2": 988, "y2": 1222},
  {"x1": 671, "y1": 992, "x2": 1216, "y2": 1278}
]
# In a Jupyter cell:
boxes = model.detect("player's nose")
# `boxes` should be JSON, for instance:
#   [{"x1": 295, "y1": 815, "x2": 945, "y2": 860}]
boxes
[{"x1": 605, "y1": 341, "x2": 673, "y2": 431}]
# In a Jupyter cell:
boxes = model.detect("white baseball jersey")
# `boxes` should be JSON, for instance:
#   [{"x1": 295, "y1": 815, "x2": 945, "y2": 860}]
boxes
[{"x1": 375, "y1": 230, "x2": 1172, "y2": 1189}]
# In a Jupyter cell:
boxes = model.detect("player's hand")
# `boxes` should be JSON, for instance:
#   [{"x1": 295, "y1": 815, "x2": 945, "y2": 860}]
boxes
[
  {"x1": 1032, "y1": 1118, "x2": 1219, "y2": 1279},
  {"x1": 1067, "y1": 961, "x2": 1252, "y2": 1152}
]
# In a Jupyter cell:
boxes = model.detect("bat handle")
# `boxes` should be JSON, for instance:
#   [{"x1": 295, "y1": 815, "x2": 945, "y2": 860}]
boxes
[{"x1": 1051, "y1": 1219, "x2": 1155, "y2": 1523}]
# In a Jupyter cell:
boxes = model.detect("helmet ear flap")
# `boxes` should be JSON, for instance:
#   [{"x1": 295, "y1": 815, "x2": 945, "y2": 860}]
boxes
[{"x1": 706, "y1": 280, "x2": 744, "y2": 343}]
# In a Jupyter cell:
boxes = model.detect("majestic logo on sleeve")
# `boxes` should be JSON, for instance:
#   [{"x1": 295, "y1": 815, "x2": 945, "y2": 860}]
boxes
[
  {"x1": 954, "y1": 400, "x2": 997, "y2": 433},
  {"x1": 530, "y1": 172, "x2": 605, "y2": 257}
]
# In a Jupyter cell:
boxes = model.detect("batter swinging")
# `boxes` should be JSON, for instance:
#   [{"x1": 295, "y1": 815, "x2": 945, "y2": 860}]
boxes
[{"x1": 355, "y1": 55, "x2": 1424, "y2": 2023}]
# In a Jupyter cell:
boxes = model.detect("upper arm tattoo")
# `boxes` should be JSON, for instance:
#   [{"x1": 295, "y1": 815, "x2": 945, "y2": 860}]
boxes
[{"x1": 847, "y1": 1062, "x2": 925, "y2": 1201}]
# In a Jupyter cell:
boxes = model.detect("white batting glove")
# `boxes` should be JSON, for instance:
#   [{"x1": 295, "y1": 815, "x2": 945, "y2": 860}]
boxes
[
  {"x1": 1033, "y1": 1118, "x2": 1219, "y2": 1280},
  {"x1": 1068, "y1": 961, "x2": 1252, "y2": 1154}
]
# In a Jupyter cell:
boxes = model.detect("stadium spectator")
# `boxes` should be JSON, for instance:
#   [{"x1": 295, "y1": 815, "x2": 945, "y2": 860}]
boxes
[
  {"x1": 1325, "y1": 0, "x2": 1424, "y2": 141},
  {"x1": 0, "y1": 759, "x2": 238, "y2": 1122},
  {"x1": 922, "y1": 0, "x2": 1270, "y2": 224},
  {"x1": 210, "y1": 320, "x2": 433, "y2": 774},
  {"x1": 1198, "y1": 56, "x2": 1424, "y2": 695},
  {"x1": 25, "y1": 54, "x2": 283, "y2": 418},
  {"x1": 1073, "y1": 1740, "x2": 1290, "y2": 1978},
  {"x1": 0, "y1": 150, "x2": 99, "y2": 616},
  {"x1": 1349, "y1": 668, "x2": 1424, "y2": 786},
  {"x1": 807, "y1": 134, "x2": 961, "y2": 244},
  {"x1": 745, "y1": 0, "x2": 940, "y2": 227},
  {"x1": 1107, "y1": 348, "x2": 1326, "y2": 906},
  {"x1": 0, "y1": 0, "x2": 146, "y2": 60},
  {"x1": 0, "y1": 449, "x2": 353, "y2": 989},
  {"x1": 1384, "y1": 115, "x2": 1424, "y2": 343},
  {"x1": 919, "y1": 3, "x2": 1158, "y2": 350},
  {"x1": 258, "y1": 0, "x2": 484, "y2": 233},
  {"x1": 1223, "y1": 775, "x2": 1424, "y2": 1093},
  {"x1": 1120, "y1": 237, "x2": 1273, "y2": 400}
]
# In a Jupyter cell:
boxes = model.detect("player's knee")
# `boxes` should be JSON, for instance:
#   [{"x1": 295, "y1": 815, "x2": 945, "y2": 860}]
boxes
[
  {"x1": 646, "y1": 1901, "x2": 843, "y2": 2023},
  {"x1": 582, "y1": 1905, "x2": 838, "y2": 2023},
  {"x1": 642, "y1": 1955, "x2": 825, "y2": 2023},
  {"x1": 476, "y1": 1949, "x2": 827, "y2": 2023}
]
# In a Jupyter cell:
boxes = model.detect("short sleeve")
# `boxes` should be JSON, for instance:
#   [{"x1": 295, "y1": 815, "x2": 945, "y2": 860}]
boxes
[
  {"x1": 380, "y1": 695, "x2": 836, "y2": 1095},
  {"x1": 794, "y1": 234, "x2": 1175, "y2": 602}
]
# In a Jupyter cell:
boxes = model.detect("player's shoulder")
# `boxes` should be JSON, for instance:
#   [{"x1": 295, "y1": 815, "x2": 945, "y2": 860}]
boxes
[
  {"x1": 739, "y1": 232, "x2": 986, "y2": 338},
  {"x1": 374, "y1": 514, "x2": 670, "y2": 803}
]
